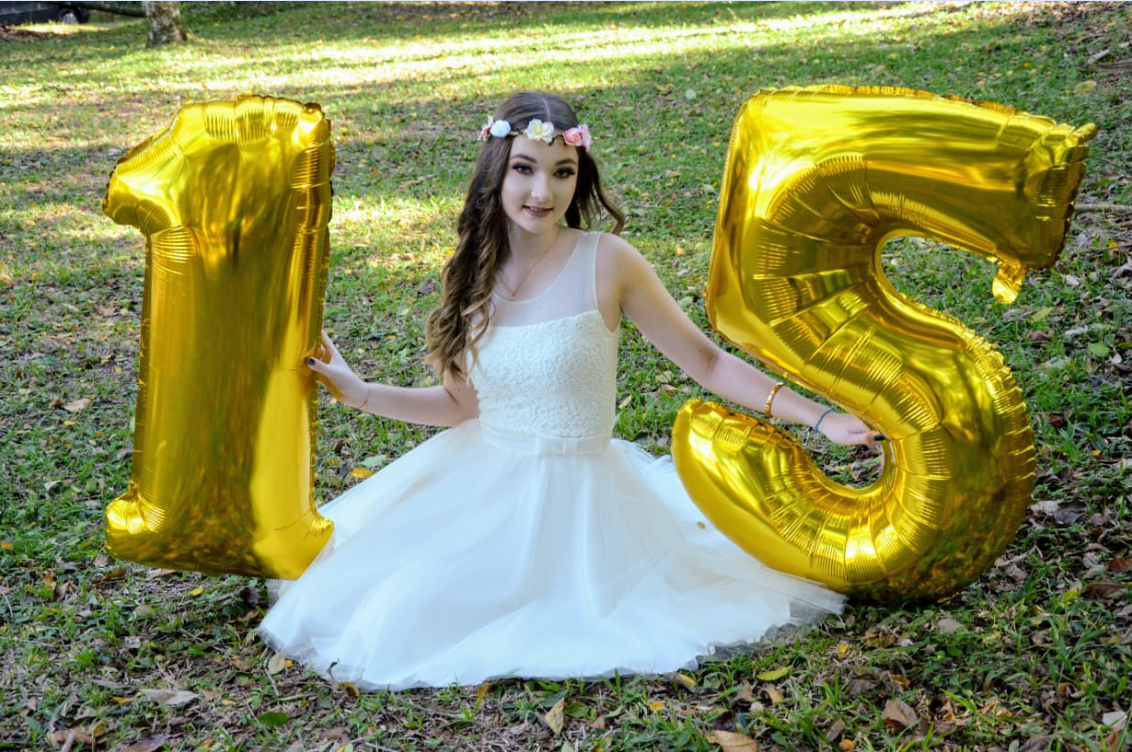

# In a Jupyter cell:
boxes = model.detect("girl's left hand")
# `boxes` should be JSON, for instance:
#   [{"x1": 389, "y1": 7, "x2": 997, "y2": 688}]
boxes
[
  {"x1": 817, "y1": 411, "x2": 886, "y2": 446},
  {"x1": 306, "y1": 331, "x2": 368, "y2": 409}
]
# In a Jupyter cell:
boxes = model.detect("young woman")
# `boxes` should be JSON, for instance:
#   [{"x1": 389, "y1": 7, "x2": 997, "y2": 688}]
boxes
[{"x1": 258, "y1": 91, "x2": 881, "y2": 690}]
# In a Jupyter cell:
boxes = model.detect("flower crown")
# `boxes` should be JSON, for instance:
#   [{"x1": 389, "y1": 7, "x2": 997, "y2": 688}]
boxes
[{"x1": 478, "y1": 117, "x2": 592, "y2": 149}]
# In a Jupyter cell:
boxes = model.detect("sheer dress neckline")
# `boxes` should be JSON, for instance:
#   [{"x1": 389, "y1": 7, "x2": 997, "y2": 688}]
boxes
[
  {"x1": 486, "y1": 232, "x2": 613, "y2": 331},
  {"x1": 492, "y1": 231, "x2": 583, "y2": 306}
]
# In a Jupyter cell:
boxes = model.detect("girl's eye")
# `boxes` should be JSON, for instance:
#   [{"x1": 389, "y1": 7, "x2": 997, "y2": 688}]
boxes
[
  {"x1": 510, "y1": 163, "x2": 532, "y2": 174},
  {"x1": 555, "y1": 169, "x2": 576, "y2": 178}
]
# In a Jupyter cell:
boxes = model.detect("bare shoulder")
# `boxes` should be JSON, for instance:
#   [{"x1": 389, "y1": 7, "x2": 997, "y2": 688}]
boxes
[
  {"x1": 595, "y1": 232, "x2": 649, "y2": 284},
  {"x1": 595, "y1": 231, "x2": 639, "y2": 258}
]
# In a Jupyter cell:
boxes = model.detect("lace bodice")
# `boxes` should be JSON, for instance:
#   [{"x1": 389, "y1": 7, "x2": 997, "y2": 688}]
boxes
[{"x1": 471, "y1": 233, "x2": 619, "y2": 441}]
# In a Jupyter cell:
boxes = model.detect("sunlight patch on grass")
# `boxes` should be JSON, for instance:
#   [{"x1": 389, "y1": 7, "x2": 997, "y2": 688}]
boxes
[{"x1": 0, "y1": 0, "x2": 1022, "y2": 120}]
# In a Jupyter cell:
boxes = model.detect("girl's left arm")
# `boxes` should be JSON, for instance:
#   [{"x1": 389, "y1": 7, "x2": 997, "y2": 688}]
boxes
[{"x1": 600, "y1": 235, "x2": 881, "y2": 446}]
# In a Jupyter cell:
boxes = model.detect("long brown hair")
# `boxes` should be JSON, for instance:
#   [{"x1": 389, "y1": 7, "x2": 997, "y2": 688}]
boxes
[{"x1": 425, "y1": 92, "x2": 625, "y2": 381}]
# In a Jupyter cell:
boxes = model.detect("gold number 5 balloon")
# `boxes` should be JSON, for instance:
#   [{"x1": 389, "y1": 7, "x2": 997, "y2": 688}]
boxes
[
  {"x1": 103, "y1": 95, "x2": 335, "y2": 579},
  {"x1": 673, "y1": 86, "x2": 1095, "y2": 602}
]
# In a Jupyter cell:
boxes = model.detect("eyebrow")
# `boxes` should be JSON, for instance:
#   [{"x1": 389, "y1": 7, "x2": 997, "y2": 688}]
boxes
[{"x1": 510, "y1": 153, "x2": 578, "y2": 167}]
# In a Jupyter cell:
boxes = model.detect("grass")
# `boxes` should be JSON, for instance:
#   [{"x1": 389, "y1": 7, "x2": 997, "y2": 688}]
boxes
[{"x1": 1, "y1": 1, "x2": 1131, "y2": 750}]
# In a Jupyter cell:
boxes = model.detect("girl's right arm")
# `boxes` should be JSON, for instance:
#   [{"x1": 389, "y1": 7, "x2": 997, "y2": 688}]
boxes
[{"x1": 306, "y1": 331, "x2": 479, "y2": 428}]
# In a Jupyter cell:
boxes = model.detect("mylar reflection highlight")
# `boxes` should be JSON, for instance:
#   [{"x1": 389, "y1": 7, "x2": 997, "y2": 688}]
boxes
[
  {"x1": 104, "y1": 95, "x2": 335, "y2": 579},
  {"x1": 672, "y1": 86, "x2": 1095, "y2": 602}
]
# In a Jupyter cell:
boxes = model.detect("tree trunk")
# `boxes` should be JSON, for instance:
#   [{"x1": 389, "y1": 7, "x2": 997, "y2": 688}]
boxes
[{"x1": 142, "y1": 1, "x2": 188, "y2": 47}]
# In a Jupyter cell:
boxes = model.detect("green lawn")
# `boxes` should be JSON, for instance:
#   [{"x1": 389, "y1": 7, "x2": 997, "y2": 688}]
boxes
[{"x1": 1, "y1": 2, "x2": 1130, "y2": 750}]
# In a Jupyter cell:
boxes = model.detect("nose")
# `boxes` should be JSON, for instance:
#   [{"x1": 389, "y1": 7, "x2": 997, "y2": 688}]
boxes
[{"x1": 530, "y1": 172, "x2": 551, "y2": 202}]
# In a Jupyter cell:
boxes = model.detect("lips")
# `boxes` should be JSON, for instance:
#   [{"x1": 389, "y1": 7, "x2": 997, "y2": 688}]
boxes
[{"x1": 524, "y1": 205, "x2": 553, "y2": 217}]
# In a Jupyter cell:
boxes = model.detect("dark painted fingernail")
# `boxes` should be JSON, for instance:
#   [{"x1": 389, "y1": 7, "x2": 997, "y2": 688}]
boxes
[
  {"x1": 875, "y1": 433, "x2": 887, "y2": 441},
  {"x1": 306, "y1": 357, "x2": 315, "y2": 365}
]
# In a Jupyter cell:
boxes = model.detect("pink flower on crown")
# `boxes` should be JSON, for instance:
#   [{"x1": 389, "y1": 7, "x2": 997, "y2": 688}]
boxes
[
  {"x1": 523, "y1": 119, "x2": 555, "y2": 144},
  {"x1": 562, "y1": 124, "x2": 591, "y2": 149}
]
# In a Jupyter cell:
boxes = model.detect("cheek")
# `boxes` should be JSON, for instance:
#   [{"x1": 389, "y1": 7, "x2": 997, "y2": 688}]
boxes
[
  {"x1": 561, "y1": 176, "x2": 579, "y2": 202},
  {"x1": 501, "y1": 172, "x2": 524, "y2": 199}
]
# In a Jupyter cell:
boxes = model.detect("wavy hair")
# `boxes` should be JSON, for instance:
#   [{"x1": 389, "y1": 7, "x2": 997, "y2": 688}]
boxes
[{"x1": 425, "y1": 92, "x2": 625, "y2": 382}]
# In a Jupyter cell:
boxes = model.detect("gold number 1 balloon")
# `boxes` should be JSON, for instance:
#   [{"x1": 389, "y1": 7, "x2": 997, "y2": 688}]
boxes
[
  {"x1": 673, "y1": 85, "x2": 1095, "y2": 601},
  {"x1": 103, "y1": 95, "x2": 335, "y2": 579}
]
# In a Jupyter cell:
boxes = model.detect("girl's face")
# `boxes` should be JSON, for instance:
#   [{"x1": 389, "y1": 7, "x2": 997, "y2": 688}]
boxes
[{"x1": 500, "y1": 136, "x2": 579, "y2": 238}]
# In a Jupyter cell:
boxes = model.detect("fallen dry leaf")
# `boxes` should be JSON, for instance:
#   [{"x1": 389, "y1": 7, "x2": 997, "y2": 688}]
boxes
[
  {"x1": 119, "y1": 735, "x2": 169, "y2": 752},
  {"x1": 542, "y1": 696, "x2": 565, "y2": 735},
  {"x1": 672, "y1": 672, "x2": 697, "y2": 689},
  {"x1": 885, "y1": 672, "x2": 911, "y2": 690},
  {"x1": 1084, "y1": 581, "x2": 1128, "y2": 600},
  {"x1": 1102, "y1": 709, "x2": 1127, "y2": 729},
  {"x1": 734, "y1": 681, "x2": 755, "y2": 702},
  {"x1": 1108, "y1": 558, "x2": 1132, "y2": 574},
  {"x1": 709, "y1": 729, "x2": 759, "y2": 751},
  {"x1": 52, "y1": 728, "x2": 96, "y2": 747},
  {"x1": 882, "y1": 698, "x2": 918, "y2": 730},
  {"x1": 139, "y1": 689, "x2": 199, "y2": 707},
  {"x1": 267, "y1": 651, "x2": 288, "y2": 675},
  {"x1": 936, "y1": 617, "x2": 965, "y2": 634},
  {"x1": 863, "y1": 629, "x2": 897, "y2": 649},
  {"x1": 63, "y1": 398, "x2": 91, "y2": 413}
]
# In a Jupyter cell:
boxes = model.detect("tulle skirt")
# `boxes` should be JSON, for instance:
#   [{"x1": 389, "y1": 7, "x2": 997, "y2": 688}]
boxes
[{"x1": 258, "y1": 419, "x2": 844, "y2": 690}]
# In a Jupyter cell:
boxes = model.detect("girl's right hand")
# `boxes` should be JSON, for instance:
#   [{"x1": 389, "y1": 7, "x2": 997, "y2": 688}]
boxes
[
  {"x1": 306, "y1": 331, "x2": 369, "y2": 409},
  {"x1": 816, "y1": 410, "x2": 885, "y2": 446}
]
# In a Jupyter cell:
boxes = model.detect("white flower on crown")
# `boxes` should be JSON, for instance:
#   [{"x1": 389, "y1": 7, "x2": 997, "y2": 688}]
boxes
[
  {"x1": 489, "y1": 119, "x2": 513, "y2": 138},
  {"x1": 479, "y1": 117, "x2": 514, "y2": 141},
  {"x1": 523, "y1": 119, "x2": 555, "y2": 144}
]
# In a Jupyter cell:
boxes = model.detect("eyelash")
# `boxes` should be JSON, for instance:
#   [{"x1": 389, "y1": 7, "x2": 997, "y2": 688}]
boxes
[{"x1": 510, "y1": 164, "x2": 576, "y2": 178}]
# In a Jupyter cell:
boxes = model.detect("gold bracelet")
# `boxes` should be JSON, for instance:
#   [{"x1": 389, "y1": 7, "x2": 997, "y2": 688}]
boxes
[{"x1": 763, "y1": 381, "x2": 785, "y2": 417}]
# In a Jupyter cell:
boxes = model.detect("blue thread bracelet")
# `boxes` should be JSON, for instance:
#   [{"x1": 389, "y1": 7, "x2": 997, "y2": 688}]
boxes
[{"x1": 813, "y1": 407, "x2": 836, "y2": 433}]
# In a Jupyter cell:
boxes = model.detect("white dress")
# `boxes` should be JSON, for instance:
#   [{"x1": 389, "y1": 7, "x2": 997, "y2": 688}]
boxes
[{"x1": 258, "y1": 232, "x2": 844, "y2": 690}]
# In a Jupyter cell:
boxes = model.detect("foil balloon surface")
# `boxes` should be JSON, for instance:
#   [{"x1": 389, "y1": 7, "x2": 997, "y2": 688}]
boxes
[
  {"x1": 672, "y1": 85, "x2": 1095, "y2": 602},
  {"x1": 103, "y1": 95, "x2": 336, "y2": 579}
]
